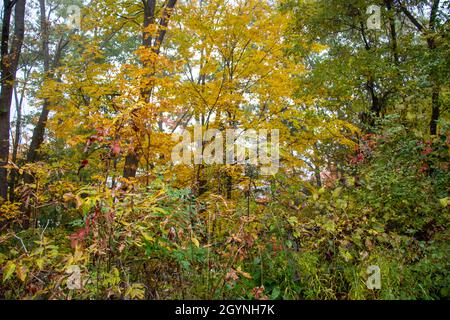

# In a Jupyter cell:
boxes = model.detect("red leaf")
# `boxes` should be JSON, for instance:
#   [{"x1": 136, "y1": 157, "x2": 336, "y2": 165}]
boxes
[
  {"x1": 77, "y1": 159, "x2": 89, "y2": 175},
  {"x1": 422, "y1": 146, "x2": 433, "y2": 156},
  {"x1": 111, "y1": 141, "x2": 121, "y2": 157}
]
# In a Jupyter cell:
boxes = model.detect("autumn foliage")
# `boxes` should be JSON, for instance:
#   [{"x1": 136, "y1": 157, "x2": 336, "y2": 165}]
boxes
[{"x1": 0, "y1": 0, "x2": 448, "y2": 300}]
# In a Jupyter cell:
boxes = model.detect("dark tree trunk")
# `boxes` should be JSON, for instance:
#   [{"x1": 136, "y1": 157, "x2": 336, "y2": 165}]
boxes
[
  {"x1": 225, "y1": 173, "x2": 232, "y2": 200},
  {"x1": 122, "y1": 0, "x2": 177, "y2": 178},
  {"x1": 123, "y1": 151, "x2": 140, "y2": 179},
  {"x1": 123, "y1": 0, "x2": 156, "y2": 179},
  {"x1": 0, "y1": 1, "x2": 14, "y2": 202},
  {"x1": 427, "y1": 1, "x2": 440, "y2": 135},
  {"x1": 0, "y1": 0, "x2": 26, "y2": 202},
  {"x1": 385, "y1": 0, "x2": 399, "y2": 64},
  {"x1": 27, "y1": 101, "x2": 50, "y2": 163},
  {"x1": 359, "y1": 21, "x2": 384, "y2": 130},
  {"x1": 314, "y1": 168, "x2": 322, "y2": 188},
  {"x1": 430, "y1": 84, "x2": 440, "y2": 135}
]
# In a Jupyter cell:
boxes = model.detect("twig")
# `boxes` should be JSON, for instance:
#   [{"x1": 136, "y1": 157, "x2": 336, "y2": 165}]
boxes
[
  {"x1": 13, "y1": 234, "x2": 28, "y2": 255},
  {"x1": 40, "y1": 219, "x2": 50, "y2": 240}
]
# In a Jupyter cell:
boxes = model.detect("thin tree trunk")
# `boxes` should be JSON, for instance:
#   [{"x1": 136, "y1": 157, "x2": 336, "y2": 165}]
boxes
[
  {"x1": 359, "y1": 21, "x2": 383, "y2": 129},
  {"x1": 427, "y1": 1, "x2": 440, "y2": 135},
  {"x1": 385, "y1": 0, "x2": 399, "y2": 65},
  {"x1": 430, "y1": 82, "x2": 440, "y2": 135},
  {"x1": 27, "y1": 0, "x2": 52, "y2": 163},
  {"x1": 9, "y1": 76, "x2": 27, "y2": 201}
]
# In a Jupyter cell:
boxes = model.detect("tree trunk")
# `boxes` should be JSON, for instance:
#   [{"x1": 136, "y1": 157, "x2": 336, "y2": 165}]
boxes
[
  {"x1": 9, "y1": 78, "x2": 27, "y2": 201},
  {"x1": 27, "y1": 0, "x2": 52, "y2": 163},
  {"x1": 359, "y1": 21, "x2": 383, "y2": 130},
  {"x1": 385, "y1": 0, "x2": 399, "y2": 64},
  {"x1": 123, "y1": 151, "x2": 140, "y2": 179},
  {"x1": 427, "y1": 1, "x2": 440, "y2": 135},
  {"x1": 27, "y1": 101, "x2": 50, "y2": 163},
  {"x1": 122, "y1": 0, "x2": 177, "y2": 178},
  {"x1": 429, "y1": 83, "x2": 440, "y2": 135},
  {"x1": 0, "y1": 0, "x2": 26, "y2": 202}
]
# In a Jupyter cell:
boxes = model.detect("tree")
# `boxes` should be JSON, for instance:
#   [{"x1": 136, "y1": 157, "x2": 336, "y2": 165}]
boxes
[
  {"x1": 0, "y1": 0, "x2": 26, "y2": 202},
  {"x1": 122, "y1": 0, "x2": 178, "y2": 179},
  {"x1": 285, "y1": 0, "x2": 448, "y2": 135},
  {"x1": 394, "y1": 0, "x2": 447, "y2": 135},
  {"x1": 26, "y1": 0, "x2": 71, "y2": 164}
]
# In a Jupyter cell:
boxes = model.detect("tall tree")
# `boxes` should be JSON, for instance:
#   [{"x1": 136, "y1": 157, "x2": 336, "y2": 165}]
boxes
[
  {"x1": 395, "y1": 0, "x2": 445, "y2": 135},
  {"x1": 0, "y1": 0, "x2": 26, "y2": 202},
  {"x1": 122, "y1": 0, "x2": 177, "y2": 179},
  {"x1": 26, "y1": 0, "x2": 70, "y2": 163}
]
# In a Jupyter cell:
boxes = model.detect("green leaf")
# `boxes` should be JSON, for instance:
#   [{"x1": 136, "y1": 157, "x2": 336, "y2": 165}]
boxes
[
  {"x1": 271, "y1": 287, "x2": 280, "y2": 299},
  {"x1": 285, "y1": 240, "x2": 293, "y2": 248},
  {"x1": 180, "y1": 260, "x2": 190, "y2": 269},
  {"x1": 339, "y1": 248, "x2": 353, "y2": 262}
]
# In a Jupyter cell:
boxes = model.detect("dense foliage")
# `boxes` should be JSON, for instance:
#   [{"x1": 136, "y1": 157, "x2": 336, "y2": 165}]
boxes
[{"x1": 0, "y1": 0, "x2": 448, "y2": 300}]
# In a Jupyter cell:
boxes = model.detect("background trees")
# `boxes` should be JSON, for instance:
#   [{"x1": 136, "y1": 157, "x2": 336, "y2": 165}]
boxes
[{"x1": 285, "y1": 0, "x2": 448, "y2": 134}]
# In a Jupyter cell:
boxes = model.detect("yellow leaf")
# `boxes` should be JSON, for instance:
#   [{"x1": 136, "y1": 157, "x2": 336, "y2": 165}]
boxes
[
  {"x1": 142, "y1": 232, "x2": 155, "y2": 243},
  {"x1": 3, "y1": 261, "x2": 15, "y2": 282},
  {"x1": 36, "y1": 258, "x2": 45, "y2": 270},
  {"x1": 16, "y1": 264, "x2": 27, "y2": 282},
  {"x1": 191, "y1": 237, "x2": 200, "y2": 248},
  {"x1": 63, "y1": 193, "x2": 74, "y2": 202},
  {"x1": 236, "y1": 266, "x2": 252, "y2": 279}
]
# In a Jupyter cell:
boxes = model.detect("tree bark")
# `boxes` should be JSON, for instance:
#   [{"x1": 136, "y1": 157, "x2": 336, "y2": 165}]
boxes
[
  {"x1": 123, "y1": 0, "x2": 177, "y2": 178},
  {"x1": 359, "y1": 21, "x2": 384, "y2": 129},
  {"x1": 427, "y1": 0, "x2": 441, "y2": 135},
  {"x1": 384, "y1": 0, "x2": 399, "y2": 65},
  {"x1": 0, "y1": 0, "x2": 26, "y2": 202}
]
